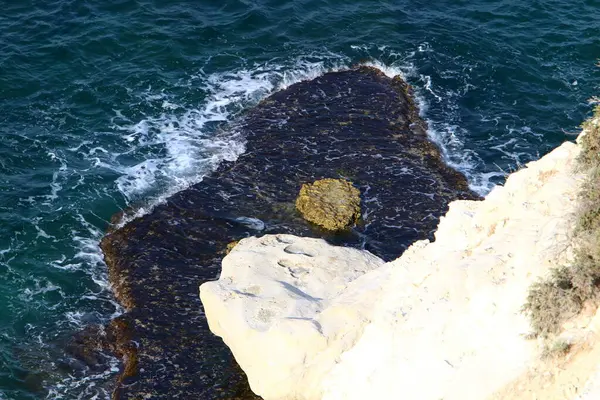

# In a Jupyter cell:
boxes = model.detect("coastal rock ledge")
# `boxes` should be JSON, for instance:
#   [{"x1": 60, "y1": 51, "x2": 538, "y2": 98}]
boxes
[{"x1": 201, "y1": 137, "x2": 600, "y2": 400}]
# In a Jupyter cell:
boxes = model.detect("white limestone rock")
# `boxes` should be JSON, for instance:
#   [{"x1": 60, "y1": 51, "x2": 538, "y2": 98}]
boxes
[
  {"x1": 200, "y1": 139, "x2": 600, "y2": 400},
  {"x1": 322, "y1": 140, "x2": 583, "y2": 400},
  {"x1": 200, "y1": 234, "x2": 385, "y2": 399}
]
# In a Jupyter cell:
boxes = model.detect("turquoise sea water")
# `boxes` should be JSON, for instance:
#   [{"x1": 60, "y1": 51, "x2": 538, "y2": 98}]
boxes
[{"x1": 0, "y1": 1, "x2": 599, "y2": 398}]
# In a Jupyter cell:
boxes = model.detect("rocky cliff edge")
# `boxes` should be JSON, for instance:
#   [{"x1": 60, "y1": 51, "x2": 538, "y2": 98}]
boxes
[{"x1": 200, "y1": 122, "x2": 600, "y2": 399}]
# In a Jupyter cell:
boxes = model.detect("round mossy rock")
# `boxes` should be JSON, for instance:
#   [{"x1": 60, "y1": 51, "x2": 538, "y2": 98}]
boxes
[{"x1": 295, "y1": 178, "x2": 361, "y2": 231}]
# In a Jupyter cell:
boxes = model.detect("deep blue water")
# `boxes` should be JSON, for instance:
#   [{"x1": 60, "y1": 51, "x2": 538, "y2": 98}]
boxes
[{"x1": 0, "y1": 1, "x2": 599, "y2": 398}]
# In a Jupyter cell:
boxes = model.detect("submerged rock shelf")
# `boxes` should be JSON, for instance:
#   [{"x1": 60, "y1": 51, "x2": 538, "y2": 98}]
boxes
[{"x1": 97, "y1": 67, "x2": 477, "y2": 398}]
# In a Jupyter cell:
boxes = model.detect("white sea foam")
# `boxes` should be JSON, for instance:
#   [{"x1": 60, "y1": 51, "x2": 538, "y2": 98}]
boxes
[
  {"x1": 362, "y1": 59, "x2": 414, "y2": 81},
  {"x1": 107, "y1": 51, "x2": 503, "y2": 225},
  {"x1": 19, "y1": 279, "x2": 64, "y2": 302},
  {"x1": 71, "y1": 213, "x2": 114, "y2": 292},
  {"x1": 108, "y1": 56, "x2": 349, "y2": 225},
  {"x1": 351, "y1": 47, "x2": 496, "y2": 194},
  {"x1": 46, "y1": 353, "x2": 120, "y2": 400},
  {"x1": 44, "y1": 150, "x2": 68, "y2": 204},
  {"x1": 78, "y1": 42, "x2": 531, "y2": 234},
  {"x1": 397, "y1": 63, "x2": 497, "y2": 193}
]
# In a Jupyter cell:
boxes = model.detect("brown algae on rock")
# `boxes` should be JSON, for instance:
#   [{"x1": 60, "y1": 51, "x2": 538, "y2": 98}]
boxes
[
  {"x1": 225, "y1": 240, "x2": 240, "y2": 255},
  {"x1": 295, "y1": 178, "x2": 361, "y2": 231}
]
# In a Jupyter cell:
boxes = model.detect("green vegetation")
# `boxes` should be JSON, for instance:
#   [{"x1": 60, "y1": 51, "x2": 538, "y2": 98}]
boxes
[
  {"x1": 523, "y1": 104, "x2": 600, "y2": 337},
  {"x1": 523, "y1": 267, "x2": 581, "y2": 336},
  {"x1": 578, "y1": 103, "x2": 600, "y2": 168},
  {"x1": 541, "y1": 338, "x2": 572, "y2": 359}
]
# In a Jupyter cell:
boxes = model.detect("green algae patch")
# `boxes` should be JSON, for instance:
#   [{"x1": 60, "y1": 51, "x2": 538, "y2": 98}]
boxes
[{"x1": 295, "y1": 179, "x2": 361, "y2": 231}]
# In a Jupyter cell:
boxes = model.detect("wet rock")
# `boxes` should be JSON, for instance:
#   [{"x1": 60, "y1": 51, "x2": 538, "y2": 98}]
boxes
[
  {"x1": 65, "y1": 325, "x2": 112, "y2": 369},
  {"x1": 64, "y1": 319, "x2": 135, "y2": 379},
  {"x1": 296, "y1": 178, "x2": 361, "y2": 231},
  {"x1": 98, "y1": 66, "x2": 479, "y2": 399}
]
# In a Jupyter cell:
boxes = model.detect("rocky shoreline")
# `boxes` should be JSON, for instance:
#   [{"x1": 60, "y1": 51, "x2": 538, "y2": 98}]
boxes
[
  {"x1": 201, "y1": 139, "x2": 586, "y2": 399},
  {"x1": 201, "y1": 112, "x2": 600, "y2": 400},
  {"x1": 88, "y1": 66, "x2": 476, "y2": 398}
]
